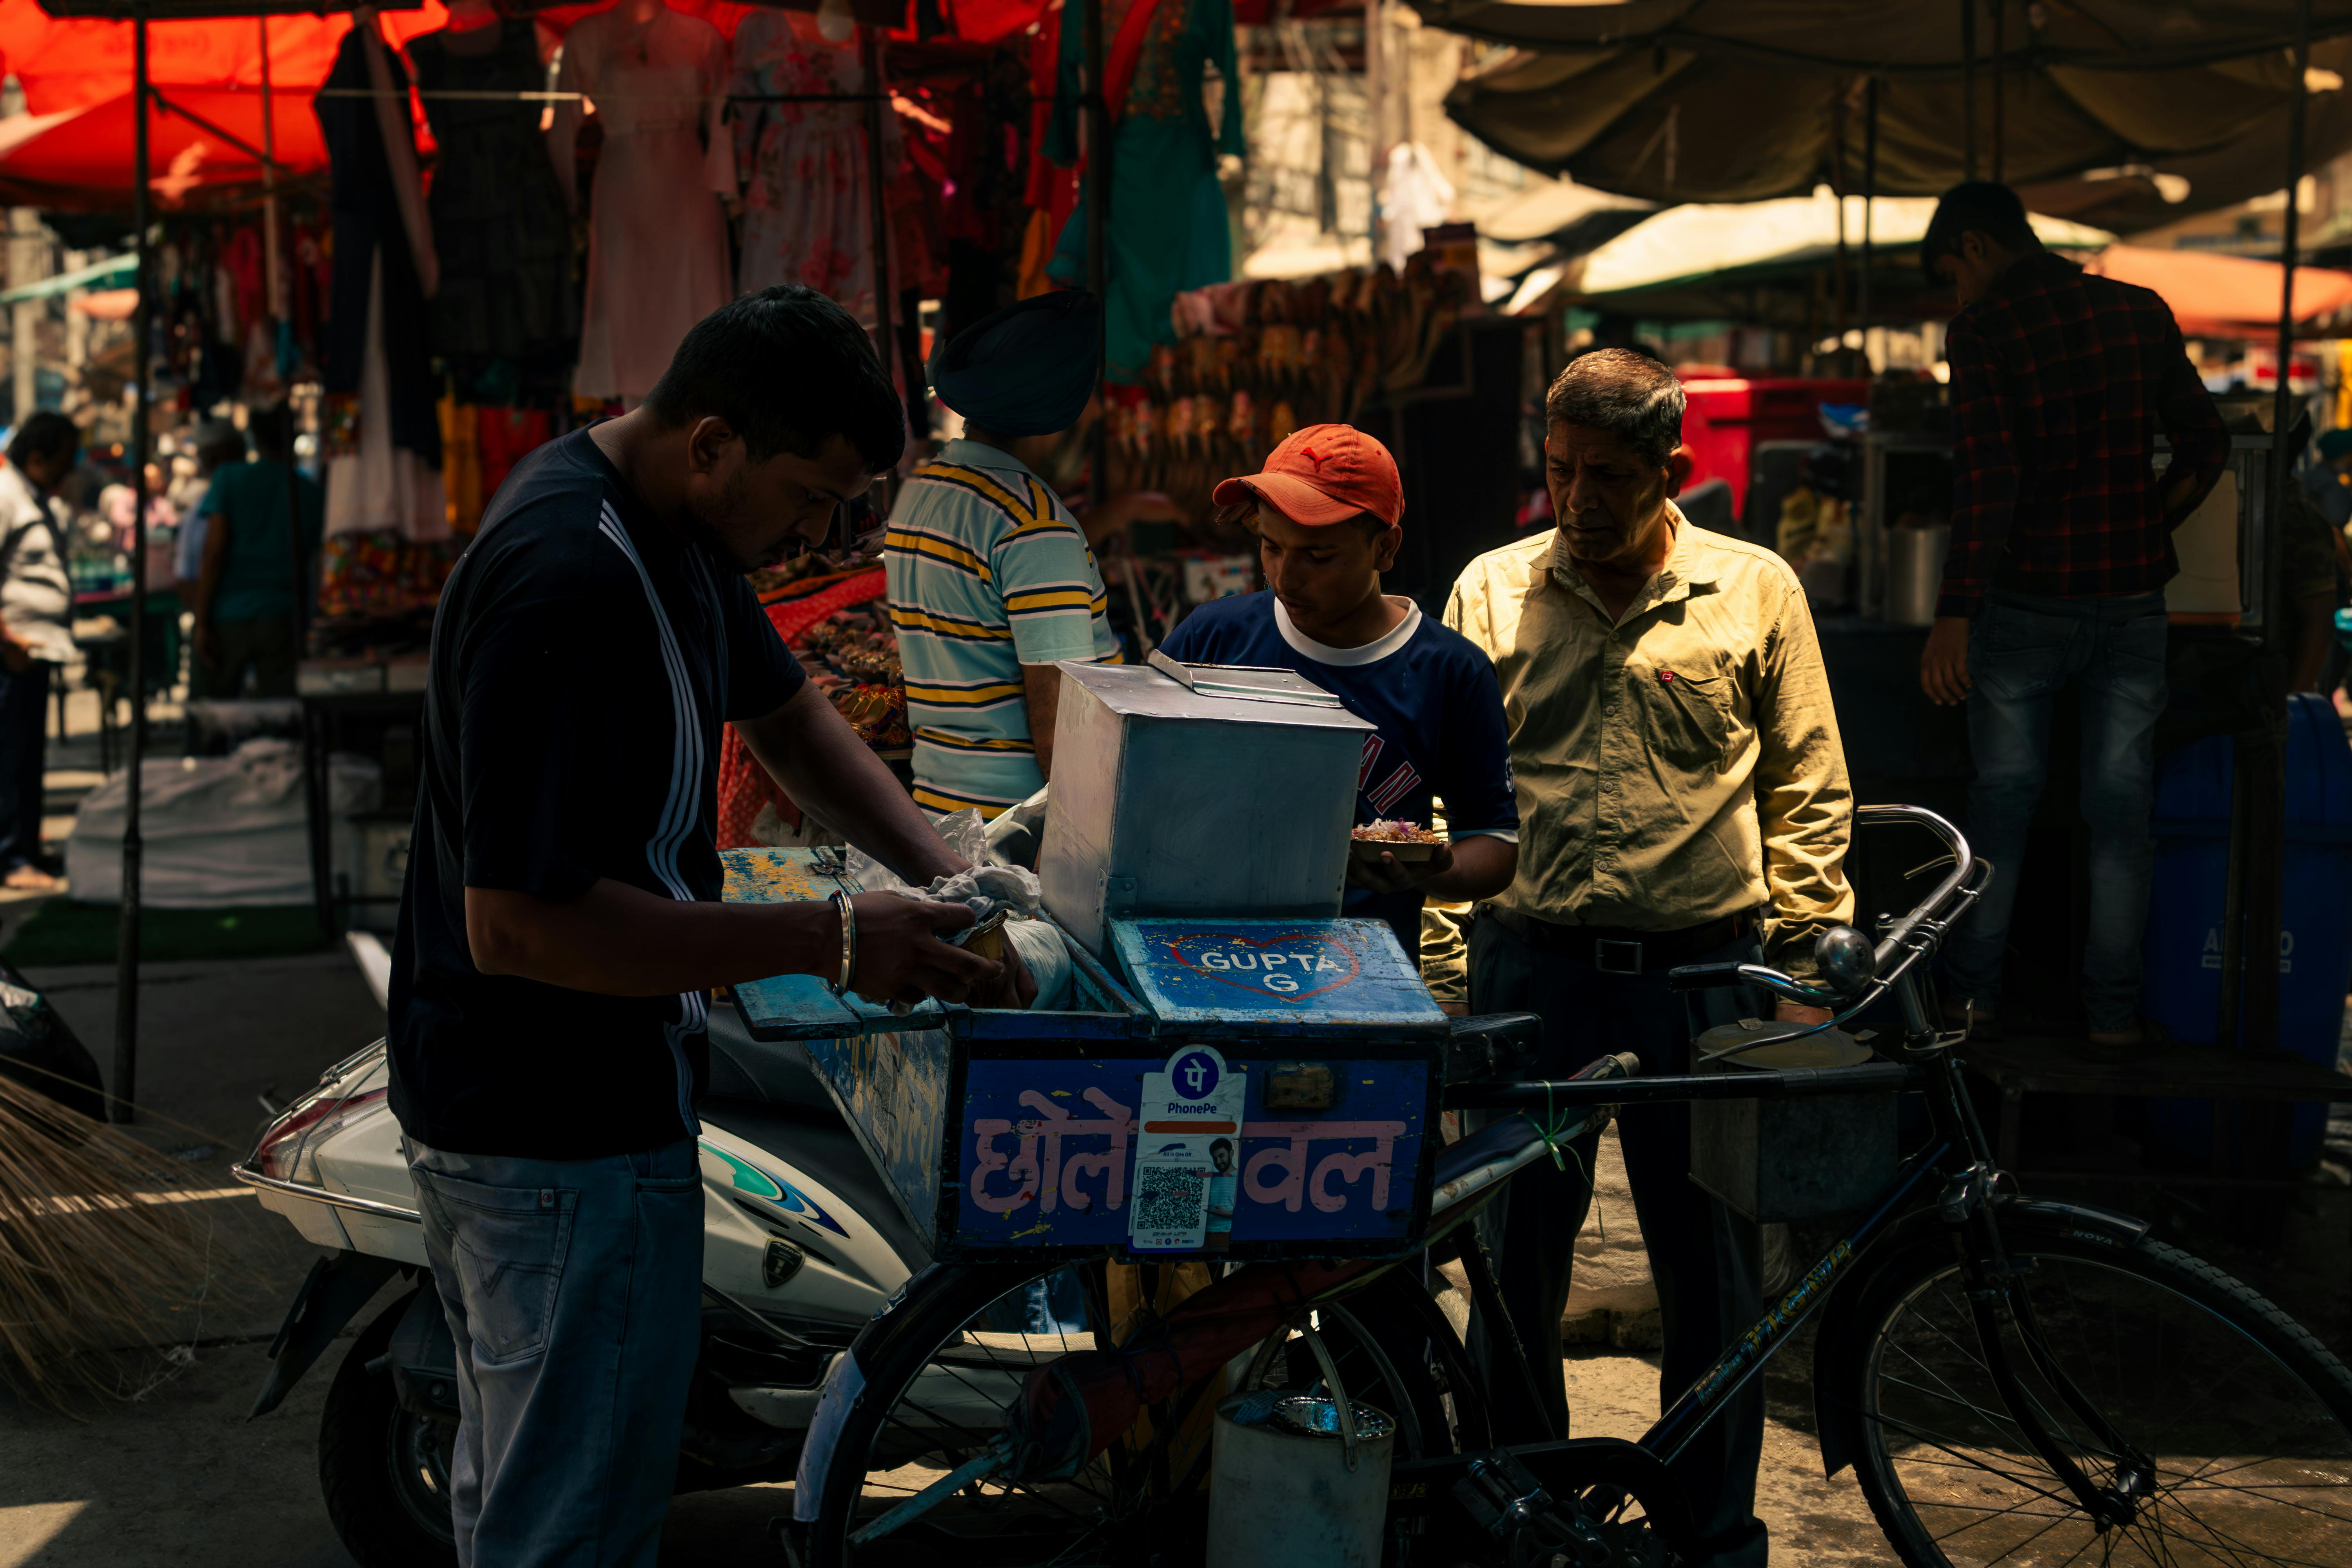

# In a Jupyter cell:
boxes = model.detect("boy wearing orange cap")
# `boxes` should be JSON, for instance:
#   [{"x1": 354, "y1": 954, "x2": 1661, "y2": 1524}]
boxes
[{"x1": 1158, "y1": 425, "x2": 1519, "y2": 961}]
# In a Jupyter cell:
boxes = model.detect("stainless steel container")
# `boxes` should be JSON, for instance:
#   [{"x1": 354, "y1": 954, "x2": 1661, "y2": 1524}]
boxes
[
  {"x1": 1039, "y1": 660, "x2": 1374, "y2": 955},
  {"x1": 1206, "y1": 1392, "x2": 1395, "y2": 1568},
  {"x1": 1687, "y1": 1024, "x2": 1895, "y2": 1223},
  {"x1": 1883, "y1": 523, "x2": 1952, "y2": 628}
]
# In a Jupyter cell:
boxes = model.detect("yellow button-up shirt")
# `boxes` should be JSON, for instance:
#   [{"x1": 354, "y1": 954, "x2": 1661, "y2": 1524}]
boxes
[{"x1": 1431, "y1": 506, "x2": 1853, "y2": 991}]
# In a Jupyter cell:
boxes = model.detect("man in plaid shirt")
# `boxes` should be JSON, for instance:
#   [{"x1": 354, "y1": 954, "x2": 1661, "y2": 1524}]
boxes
[{"x1": 1917, "y1": 182, "x2": 2227, "y2": 1049}]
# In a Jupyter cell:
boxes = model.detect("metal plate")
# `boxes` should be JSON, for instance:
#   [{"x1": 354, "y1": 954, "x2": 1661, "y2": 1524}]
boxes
[{"x1": 1109, "y1": 918, "x2": 1449, "y2": 1038}]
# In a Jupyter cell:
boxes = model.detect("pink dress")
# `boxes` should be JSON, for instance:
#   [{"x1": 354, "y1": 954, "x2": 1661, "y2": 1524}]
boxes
[
  {"x1": 730, "y1": 10, "x2": 896, "y2": 331},
  {"x1": 555, "y1": 3, "x2": 736, "y2": 401}
]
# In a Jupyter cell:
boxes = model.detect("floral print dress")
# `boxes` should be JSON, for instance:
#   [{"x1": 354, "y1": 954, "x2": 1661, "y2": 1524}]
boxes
[{"x1": 730, "y1": 9, "x2": 899, "y2": 331}]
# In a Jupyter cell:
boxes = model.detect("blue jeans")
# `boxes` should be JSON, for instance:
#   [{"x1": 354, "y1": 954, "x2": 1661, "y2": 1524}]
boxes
[
  {"x1": 407, "y1": 1137, "x2": 704, "y2": 1568},
  {"x1": 1940, "y1": 588, "x2": 2168, "y2": 1033}
]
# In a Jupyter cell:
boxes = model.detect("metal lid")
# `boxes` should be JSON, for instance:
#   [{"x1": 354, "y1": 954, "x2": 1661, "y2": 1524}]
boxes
[
  {"x1": 1060, "y1": 660, "x2": 1374, "y2": 732},
  {"x1": 1694, "y1": 1021, "x2": 1872, "y2": 1071}
]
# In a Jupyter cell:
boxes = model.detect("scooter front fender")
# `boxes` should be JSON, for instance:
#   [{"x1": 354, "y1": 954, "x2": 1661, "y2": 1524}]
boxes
[{"x1": 249, "y1": 1249, "x2": 405, "y2": 1419}]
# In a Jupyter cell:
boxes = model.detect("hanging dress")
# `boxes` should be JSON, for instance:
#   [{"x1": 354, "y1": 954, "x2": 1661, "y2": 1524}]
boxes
[
  {"x1": 730, "y1": 9, "x2": 900, "y2": 331},
  {"x1": 409, "y1": 18, "x2": 578, "y2": 391},
  {"x1": 315, "y1": 26, "x2": 445, "y2": 541},
  {"x1": 1046, "y1": 0, "x2": 1243, "y2": 385},
  {"x1": 555, "y1": 2, "x2": 736, "y2": 402}
]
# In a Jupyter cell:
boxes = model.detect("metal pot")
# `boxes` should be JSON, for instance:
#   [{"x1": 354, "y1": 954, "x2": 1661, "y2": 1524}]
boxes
[{"x1": 1884, "y1": 522, "x2": 1952, "y2": 627}]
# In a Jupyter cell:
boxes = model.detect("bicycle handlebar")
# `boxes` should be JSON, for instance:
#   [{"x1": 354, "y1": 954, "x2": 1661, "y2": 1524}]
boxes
[
  {"x1": 1861, "y1": 803, "x2": 1977, "y2": 971},
  {"x1": 1666, "y1": 805, "x2": 1983, "y2": 1010}
]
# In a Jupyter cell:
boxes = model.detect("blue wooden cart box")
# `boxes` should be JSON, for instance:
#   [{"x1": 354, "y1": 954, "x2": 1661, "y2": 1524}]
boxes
[{"x1": 721, "y1": 848, "x2": 1448, "y2": 1263}]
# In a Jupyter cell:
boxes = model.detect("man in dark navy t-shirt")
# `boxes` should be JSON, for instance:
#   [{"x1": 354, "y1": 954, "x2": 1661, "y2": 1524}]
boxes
[
  {"x1": 388, "y1": 287, "x2": 1021, "y2": 1565},
  {"x1": 1159, "y1": 425, "x2": 1519, "y2": 964}
]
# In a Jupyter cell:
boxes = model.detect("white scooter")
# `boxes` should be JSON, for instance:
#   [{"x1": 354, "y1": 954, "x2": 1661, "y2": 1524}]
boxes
[{"x1": 238, "y1": 978, "x2": 966, "y2": 1568}]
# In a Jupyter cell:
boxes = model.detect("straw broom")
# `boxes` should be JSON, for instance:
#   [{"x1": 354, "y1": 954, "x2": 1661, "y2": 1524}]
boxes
[{"x1": 0, "y1": 1067, "x2": 220, "y2": 1410}]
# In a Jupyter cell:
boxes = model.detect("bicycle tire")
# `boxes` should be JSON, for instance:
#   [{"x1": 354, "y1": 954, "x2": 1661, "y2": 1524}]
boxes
[
  {"x1": 1818, "y1": 1209, "x2": 2352, "y2": 1568},
  {"x1": 799, "y1": 1259, "x2": 1467, "y2": 1568}
]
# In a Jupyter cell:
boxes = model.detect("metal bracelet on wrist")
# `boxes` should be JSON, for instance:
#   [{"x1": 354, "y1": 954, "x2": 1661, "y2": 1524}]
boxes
[{"x1": 829, "y1": 889, "x2": 858, "y2": 995}]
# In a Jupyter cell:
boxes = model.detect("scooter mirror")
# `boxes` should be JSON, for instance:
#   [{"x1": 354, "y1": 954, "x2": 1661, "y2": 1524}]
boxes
[{"x1": 1814, "y1": 925, "x2": 1878, "y2": 996}]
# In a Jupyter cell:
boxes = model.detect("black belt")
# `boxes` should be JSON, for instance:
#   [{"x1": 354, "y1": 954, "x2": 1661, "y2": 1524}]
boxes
[{"x1": 1483, "y1": 905, "x2": 1757, "y2": 976}]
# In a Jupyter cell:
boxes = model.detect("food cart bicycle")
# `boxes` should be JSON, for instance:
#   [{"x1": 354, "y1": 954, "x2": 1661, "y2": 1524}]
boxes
[{"x1": 773, "y1": 804, "x2": 2352, "y2": 1568}]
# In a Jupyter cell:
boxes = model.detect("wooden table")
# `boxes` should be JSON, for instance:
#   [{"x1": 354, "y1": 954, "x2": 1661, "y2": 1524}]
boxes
[{"x1": 1958, "y1": 1034, "x2": 2352, "y2": 1184}]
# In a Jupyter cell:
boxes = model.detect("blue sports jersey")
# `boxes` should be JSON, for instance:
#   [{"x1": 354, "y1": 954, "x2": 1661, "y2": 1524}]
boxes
[{"x1": 1159, "y1": 591, "x2": 1518, "y2": 959}]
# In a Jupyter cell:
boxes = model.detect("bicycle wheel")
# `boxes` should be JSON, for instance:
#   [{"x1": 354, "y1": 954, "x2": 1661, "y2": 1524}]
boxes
[
  {"x1": 798, "y1": 1259, "x2": 1470, "y2": 1568},
  {"x1": 1820, "y1": 1209, "x2": 2352, "y2": 1567}
]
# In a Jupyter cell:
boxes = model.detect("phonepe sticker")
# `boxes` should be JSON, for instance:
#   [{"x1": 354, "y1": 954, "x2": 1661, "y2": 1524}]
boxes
[{"x1": 1128, "y1": 1044, "x2": 1247, "y2": 1253}]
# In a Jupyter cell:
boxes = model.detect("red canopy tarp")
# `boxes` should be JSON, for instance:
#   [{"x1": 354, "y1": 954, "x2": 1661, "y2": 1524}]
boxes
[
  {"x1": 0, "y1": 0, "x2": 450, "y2": 113},
  {"x1": 0, "y1": 0, "x2": 448, "y2": 204},
  {"x1": 0, "y1": 0, "x2": 1328, "y2": 207},
  {"x1": 0, "y1": 0, "x2": 916, "y2": 204},
  {"x1": 2085, "y1": 244, "x2": 2352, "y2": 341},
  {"x1": 0, "y1": 86, "x2": 322, "y2": 207}
]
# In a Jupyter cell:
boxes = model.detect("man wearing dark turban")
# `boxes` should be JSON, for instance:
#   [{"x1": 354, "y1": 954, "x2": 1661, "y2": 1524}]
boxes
[{"x1": 884, "y1": 290, "x2": 1125, "y2": 818}]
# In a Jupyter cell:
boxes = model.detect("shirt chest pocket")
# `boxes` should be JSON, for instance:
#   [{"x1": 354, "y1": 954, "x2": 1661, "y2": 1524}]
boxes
[{"x1": 1629, "y1": 656, "x2": 1740, "y2": 771}]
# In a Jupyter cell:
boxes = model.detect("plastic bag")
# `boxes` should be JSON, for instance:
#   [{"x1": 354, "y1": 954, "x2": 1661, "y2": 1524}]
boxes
[
  {"x1": 846, "y1": 805, "x2": 1044, "y2": 915},
  {"x1": 1007, "y1": 917, "x2": 1074, "y2": 1011}
]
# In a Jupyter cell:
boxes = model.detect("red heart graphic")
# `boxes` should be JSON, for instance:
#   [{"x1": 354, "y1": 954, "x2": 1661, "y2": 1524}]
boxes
[{"x1": 1163, "y1": 933, "x2": 1363, "y2": 1003}]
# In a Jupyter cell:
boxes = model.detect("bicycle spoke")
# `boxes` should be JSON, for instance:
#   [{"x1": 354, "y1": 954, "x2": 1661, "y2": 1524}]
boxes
[
  {"x1": 1890, "y1": 1308, "x2": 2117, "y2": 1475},
  {"x1": 1893, "y1": 1297, "x2": 2128, "y2": 1476},
  {"x1": 1856, "y1": 1240, "x2": 2352, "y2": 1568},
  {"x1": 2158, "y1": 1470, "x2": 2352, "y2": 1520},
  {"x1": 1860, "y1": 1397, "x2": 2089, "y2": 1501},
  {"x1": 1969, "y1": 1504, "x2": 2081, "y2": 1565},
  {"x1": 2145, "y1": 1490, "x2": 2344, "y2": 1568}
]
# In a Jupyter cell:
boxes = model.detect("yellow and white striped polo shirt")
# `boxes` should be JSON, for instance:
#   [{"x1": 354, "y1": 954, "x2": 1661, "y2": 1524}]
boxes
[{"x1": 884, "y1": 439, "x2": 1120, "y2": 817}]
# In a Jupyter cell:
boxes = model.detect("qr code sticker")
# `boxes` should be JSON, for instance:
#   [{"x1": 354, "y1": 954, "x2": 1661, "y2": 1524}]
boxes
[{"x1": 1132, "y1": 1164, "x2": 1207, "y2": 1233}]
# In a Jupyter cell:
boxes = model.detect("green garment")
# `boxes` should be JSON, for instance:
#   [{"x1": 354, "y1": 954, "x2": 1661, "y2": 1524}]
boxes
[
  {"x1": 1047, "y1": 0, "x2": 1244, "y2": 385},
  {"x1": 204, "y1": 459, "x2": 325, "y2": 624}
]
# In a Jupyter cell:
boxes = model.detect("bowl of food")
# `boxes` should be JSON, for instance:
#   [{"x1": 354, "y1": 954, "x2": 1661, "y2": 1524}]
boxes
[{"x1": 1350, "y1": 820, "x2": 1444, "y2": 864}]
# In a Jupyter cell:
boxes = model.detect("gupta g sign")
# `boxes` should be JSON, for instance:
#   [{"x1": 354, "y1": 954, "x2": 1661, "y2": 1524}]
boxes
[{"x1": 1110, "y1": 916, "x2": 1449, "y2": 1026}]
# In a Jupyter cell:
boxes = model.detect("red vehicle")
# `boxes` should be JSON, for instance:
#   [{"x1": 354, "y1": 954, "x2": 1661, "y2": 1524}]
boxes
[{"x1": 1677, "y1": 374, "x2": 1867, "y2": 526}]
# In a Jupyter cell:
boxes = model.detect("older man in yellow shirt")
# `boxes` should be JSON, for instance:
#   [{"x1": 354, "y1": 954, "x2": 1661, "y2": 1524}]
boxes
[{"x1": 1438, "y1": 348, "x2": 1854, "y2": 1568}]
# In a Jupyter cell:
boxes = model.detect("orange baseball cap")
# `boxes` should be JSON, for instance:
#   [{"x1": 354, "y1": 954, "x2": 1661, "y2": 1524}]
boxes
[{"x1": 1212, "y1": 424, "x2": 1404, "y2": 528}]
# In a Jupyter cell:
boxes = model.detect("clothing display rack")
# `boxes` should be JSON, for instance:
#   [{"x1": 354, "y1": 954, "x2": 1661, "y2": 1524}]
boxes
[{"x1": 44, "y1": 0, "x2": 1118, "y2": 1116}]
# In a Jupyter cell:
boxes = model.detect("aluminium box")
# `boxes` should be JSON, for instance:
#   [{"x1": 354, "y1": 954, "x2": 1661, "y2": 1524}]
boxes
[{"x1": 1038, "y1": 660, "x2": 1375, "y2": 956}]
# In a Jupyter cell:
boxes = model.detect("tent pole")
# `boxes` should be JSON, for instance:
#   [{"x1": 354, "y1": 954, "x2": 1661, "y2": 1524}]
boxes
[
  {"x1": 1860, "y1": 76, "x2": 1878, "y2": 361},
  {"x1": 258, "y1": 19, "x2": 281, "y2": 325},
  {"x1": 860, "y1": 25, "x2": 893, "y2": 387},
  {"x1": 1365, "y1": 0, "x2": 1383, "y2": 263},
  {"x1": 260, "y1": 20, "x2": 306, "y2": 709},
  {"x1": 1831, "y1": 83, "x2": 1848, "y2": 357},
  {"x1": 1961, "y1": 0, "x2": 1977, "y2": 181},
  {"x1": 1083, "y1": 0, "x2": 1107, "y2": 510},
  {"x1": 1991, "y1": 0, "x2": 2004, "y2": 183},
  {"x1": 2243, "y1": 0, "x2": 2312, "y2": 1065},
  {"x1": 111, "y1": 3, "x2": 151, "y2": 1124}
]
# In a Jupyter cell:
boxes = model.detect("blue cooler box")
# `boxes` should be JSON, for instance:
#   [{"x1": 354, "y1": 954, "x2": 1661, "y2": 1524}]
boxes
[{"x1": 2141, "y1": 693, "x2": 2352, "y2": 1169}]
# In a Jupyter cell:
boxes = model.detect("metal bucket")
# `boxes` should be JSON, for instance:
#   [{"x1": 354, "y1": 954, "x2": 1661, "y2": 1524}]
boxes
[
  {"x1": 1883, "y1": 522, "x2": 1951, "y2": 627},
  {"x1": 1687, "y1": 1024, "x2": 1895, "y2": 1222},
  {"x1": 1206, "y1": 1390, "x2": 1396, "y2": 1568}
]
